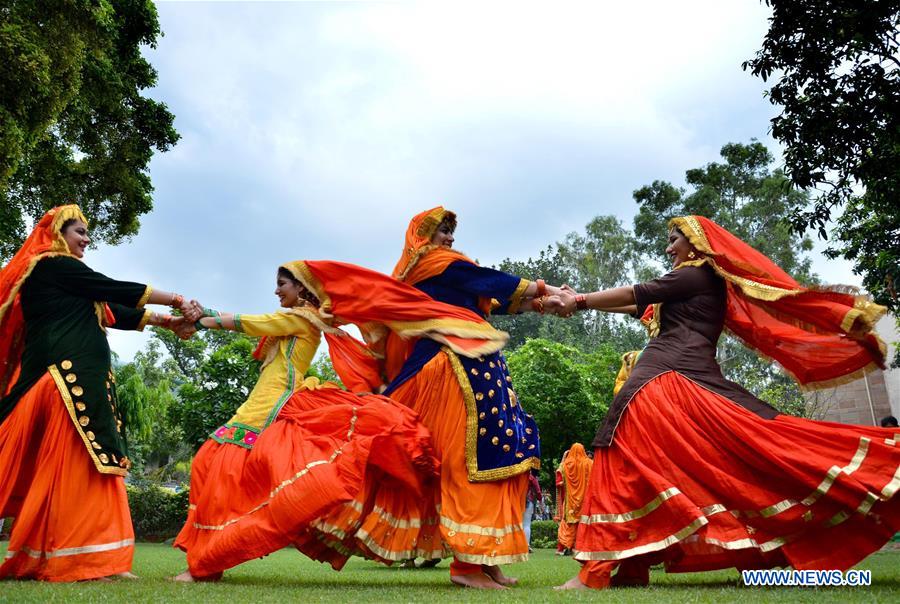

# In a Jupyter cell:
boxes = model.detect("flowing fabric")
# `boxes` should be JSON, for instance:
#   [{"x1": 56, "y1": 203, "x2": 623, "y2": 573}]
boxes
[
  {"x1": 175, "y1": 382, "x2": 438, "y2": 577},
  {"x1": 671, "y1": 216, "x2": 886, "y2": 389},
  {"x1": 575, "y1": 216, "x2": 898, "y2": 588},
  {"x1": 0, "y1": 373, "x2": 134, "y2": 581},
  {"x1": 0, "y1": 205, "x2": 87, "y2": 396},
  {"x1": 575, "y1": 372, "x2": 900, "y2": 577},
  {"x1": 280, "y1": 259, "x2": 509, "y2": 393}
]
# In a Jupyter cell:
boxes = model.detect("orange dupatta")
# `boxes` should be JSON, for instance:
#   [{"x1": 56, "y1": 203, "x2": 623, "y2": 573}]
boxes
[
  {"x1": 671, "y1": 216, "x2": 887, "y2": 390},
  {"x1": 0, "y1": 205, "x2": 90, "y2": 397},
  {"x1": 278, "y1": 260, "x2": 509, "y2": 392},
  {"x1": 561, "y1": 443, "x2": 592, "y2": 523}
]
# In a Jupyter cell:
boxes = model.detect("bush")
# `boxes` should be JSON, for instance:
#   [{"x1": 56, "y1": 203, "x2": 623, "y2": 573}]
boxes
[
  {"x1": 530, "y1": 519, "x2": 559, "y2": 549},
  {"x1": 127, "y1": 482, "x2": 190, "y2": 541}
]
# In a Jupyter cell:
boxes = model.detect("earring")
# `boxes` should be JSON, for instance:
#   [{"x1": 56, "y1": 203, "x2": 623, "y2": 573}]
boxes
[{"x1": 687, "y1": 251, "x2": 696, "y2": 260}]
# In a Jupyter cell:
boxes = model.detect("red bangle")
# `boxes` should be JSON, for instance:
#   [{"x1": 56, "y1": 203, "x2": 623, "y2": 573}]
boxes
[
  {"x1": 575, "y1": 294, "x2": 587, "y2": 310},
  {"x1": 531, "y1": 297, "x2": 545, "y2": 314},
  {"x1": 535, "y1": 279, "x2": 546, "y2": 297}
]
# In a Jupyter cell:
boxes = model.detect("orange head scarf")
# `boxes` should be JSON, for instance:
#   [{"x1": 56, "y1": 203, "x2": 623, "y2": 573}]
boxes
[
  {"x1": 0, "y1": 205, "x2": 88, "y2": 396},
  {"x1": 561, "y1": 443, "x2": 593, "y2": 523},
  {"x1": 670, "y1": 216, "x2": 887, "y2": 389},
  {"x1": 391, "y1": 206, "x2": 474, "y2": 284}
]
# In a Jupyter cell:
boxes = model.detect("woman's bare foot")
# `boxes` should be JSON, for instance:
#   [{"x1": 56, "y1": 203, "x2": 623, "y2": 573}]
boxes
[
  {"x1": 481, "y1": 564, "x2": 518, "y2": 586},
  {"x1": 554, "y1": 575, "x2": 590, "y2": 590},
  {"x1": 113, "y1": 571, "x2": 139, "y2": 580},
  {"x1": 451, "y1": 572, "x2": 507, "y2": 589}
]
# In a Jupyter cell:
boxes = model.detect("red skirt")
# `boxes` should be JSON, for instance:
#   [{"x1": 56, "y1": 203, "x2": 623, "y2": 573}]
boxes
[
  {"x1": 0, "y1": 373, "x2": 134, "y2": 581},
  {"x1": 174, "y1": 386, "x2": 438, "y2": 577},
  {"x1": 575, "y1": 371, "x2": 900, "y2": 575}
]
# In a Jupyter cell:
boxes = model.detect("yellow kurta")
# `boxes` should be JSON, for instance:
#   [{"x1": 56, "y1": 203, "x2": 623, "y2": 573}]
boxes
[{"x1": 210, "y1": 311, "x2": 320, "y2": 448}]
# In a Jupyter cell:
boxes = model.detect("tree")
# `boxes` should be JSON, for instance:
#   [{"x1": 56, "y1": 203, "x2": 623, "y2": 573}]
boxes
[
  {"x1": 114, "y1": 339, "x2": 190, "y2": 479},
  {"x1": 158, "y1": 330, "x2": 261, "y2": 449},
  {"x1": 491, "y1": 218, "x2": 650, "y2": 355},
  {"x1": 744, "y1": 0, "x2": 900, "y2": 315},
  {"x1": 0, "y1": 0, "x2": 179, "y2": 262},
  {"x1": 506, "y1": 339, "x2": 619, "y2": 481}
]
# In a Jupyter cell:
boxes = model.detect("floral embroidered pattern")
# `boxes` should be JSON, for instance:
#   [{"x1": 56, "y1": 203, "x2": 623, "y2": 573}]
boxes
[{"x1": 211, "y1": 422, "x2": 260, "y2": 449}]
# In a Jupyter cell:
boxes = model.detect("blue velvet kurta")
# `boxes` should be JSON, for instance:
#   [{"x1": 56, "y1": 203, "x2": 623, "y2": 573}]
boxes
[{"x1": 385, "y1": 261, "x2": 540, "y2": 481}]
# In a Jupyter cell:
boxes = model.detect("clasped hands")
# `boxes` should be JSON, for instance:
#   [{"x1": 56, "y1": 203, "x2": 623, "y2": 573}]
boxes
[{"x1": 533, "y1": 284, "x2": 580, "y2": 318}]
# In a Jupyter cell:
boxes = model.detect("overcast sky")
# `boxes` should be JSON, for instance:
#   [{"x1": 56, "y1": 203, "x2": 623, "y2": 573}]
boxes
[{"x1": 90, "y1": 1, "x2": 862, "y2": 360}]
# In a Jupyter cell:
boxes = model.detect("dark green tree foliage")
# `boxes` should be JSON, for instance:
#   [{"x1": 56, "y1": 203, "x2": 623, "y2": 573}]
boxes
[
  {"x1": 506, "y1": 339, "x2": 619, "y2": 474},
  {"x1": 114, "y1": 340, "x2": 190, "y2": 478},
  {"x1": 0, "y1": 0, "x2": 178, "y2": 261},
  {"x1": 744, "y1": 0, "x2": 900, "y2": 314},
  {"x1": 633, "y1": 142, "x2": 815, "y2": 282},
  {"x1": 162, "y1": 331, "x2": 261, "y2": 449},
  {"x1": 491, "y1": 219, "x2": 649, "y2": 355}
]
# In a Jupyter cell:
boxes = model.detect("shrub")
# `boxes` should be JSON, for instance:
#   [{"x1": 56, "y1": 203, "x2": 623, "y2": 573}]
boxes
[
  {"x1": 530, "y1": 519, "x2": 559, "y2": 549},
  {"x1": 127, "y1": 482, "x2": 190, "y2": 541}
]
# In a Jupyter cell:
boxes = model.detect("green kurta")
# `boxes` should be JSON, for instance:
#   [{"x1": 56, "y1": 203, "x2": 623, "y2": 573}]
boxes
[{"x1": 0, "y1": 256, "x2": 151, "y2": 475}]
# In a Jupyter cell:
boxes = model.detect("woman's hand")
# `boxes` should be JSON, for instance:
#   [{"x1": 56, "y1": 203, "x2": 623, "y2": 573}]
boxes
[
  {"x1": 169, "y1": 315, "x2": 197, "y2": 340},
  {"x1": 182, "y1": 299, "x2": 203, "y2": 323}
]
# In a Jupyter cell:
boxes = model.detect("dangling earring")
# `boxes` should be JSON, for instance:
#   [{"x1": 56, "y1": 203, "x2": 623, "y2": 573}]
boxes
[{"x1": 687, "y1": 250, "x2": 696, "y2": 260}]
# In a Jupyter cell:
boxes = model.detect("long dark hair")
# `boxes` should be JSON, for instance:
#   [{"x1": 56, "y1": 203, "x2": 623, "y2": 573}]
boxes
[{"x1": 277, "y1": 267, "x2": 320, "y2": 307}]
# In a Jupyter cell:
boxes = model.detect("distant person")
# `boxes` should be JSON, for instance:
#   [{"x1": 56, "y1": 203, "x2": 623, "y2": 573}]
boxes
[
  {"x1": 555, "y1": 444, "x2": 592, "y2": 556},
  {"x1": 881, "y1": 415, "x2": 899, "y2": 428},
  {"x1": 523, "y1": 473, "x2": 543, "y2": 552}
]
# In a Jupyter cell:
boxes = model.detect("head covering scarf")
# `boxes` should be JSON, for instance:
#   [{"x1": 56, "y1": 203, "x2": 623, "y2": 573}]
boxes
[
  {"x1": 669, "y1": 215, "x2": 887, "y2": 389},
  {"x1": 561, "y1": 443, "x2": 593, "y2": 523},
  {"x1": 0, "y1": 205, "x2": 88, "y2": 396},
  {"x1": 274, "y1": 259, "x2": 509, "y2": 392}
]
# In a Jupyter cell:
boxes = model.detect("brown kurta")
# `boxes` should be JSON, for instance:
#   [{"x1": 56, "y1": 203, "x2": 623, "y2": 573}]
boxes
[{"x1": 593, "y1": 264, "x2": 778, "y2": 448}]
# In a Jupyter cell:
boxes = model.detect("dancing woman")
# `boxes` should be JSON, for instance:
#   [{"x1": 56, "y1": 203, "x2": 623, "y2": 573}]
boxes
[
  {"x1": 173, "y1": 259, "x2": 515, "y2": 580},
  {"x1": 555, "y1": 215, "x2": 896, "y2": 589},
  {"x1": 373, "y1": 206, "x2": 566, "y2": 589},
  {"x1": 0, "y1": 205, "x2": 197, "y2": 581}
]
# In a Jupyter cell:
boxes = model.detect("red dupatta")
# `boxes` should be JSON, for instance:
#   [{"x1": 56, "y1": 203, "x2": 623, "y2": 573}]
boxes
[
  {"x1": 0, "y1": 205, "x2": 90, "y2": 397},
  {"x1": 671, "y1": 216, "x2": 887, "y2": 390}
]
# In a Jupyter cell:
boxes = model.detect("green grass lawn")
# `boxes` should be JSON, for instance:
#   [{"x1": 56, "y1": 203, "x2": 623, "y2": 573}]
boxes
[{"x1": 1, "y1": 543, "x2": 898, "y2": 603}]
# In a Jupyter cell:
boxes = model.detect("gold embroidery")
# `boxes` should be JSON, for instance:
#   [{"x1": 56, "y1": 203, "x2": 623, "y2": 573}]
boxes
[
  {"x1": 65, "y1": 373, "x2": 77, "y2": 383},
  {"x1": 60, "y1": 360, "x2": 72, "y2": 370},
  {"x1": 580, "y1": 487, "x2": 681, "y2": 524},
  {"x1": 505, "y1": 429, "x2": 513, "y2": 436},
  {"x1": 479, "y1": 428, "x2": 487, "y2": 436},
  {"x1": 491, "y1": 437, "x2": 499, "y2": 445},
  {"x1": 71, "y1": 386, "x2": 83, "y2": 397},
  {"x1": 78, "y1": 416, "x2": 89, "y2": 427},
  {"x1": 99, "y1": 453, "x2": 109, "y2": 463},
  {"x1": 75, "y1": 402, "x2": 86, "y2": 411},
  {"x1": 573, "y1": 517, "x2": 707, "y2": 561},
  {"x1": 86, "y1": 431, "x2": 95, "y2": 440},
  {"x1": 502, "y1": 444, "x2": 510, "y2": 452}
]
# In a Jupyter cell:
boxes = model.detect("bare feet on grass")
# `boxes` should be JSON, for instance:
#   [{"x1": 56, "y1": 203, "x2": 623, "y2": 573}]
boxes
[
  {"x1": 482, "y1": 565, "x2": 518, "y2": 586},
  {"x1": 451, "y1": 572, "x2": 507, "y2": 589},
  {"x1": 554, "y1": 575, "x2": 590, "y2": 590}
]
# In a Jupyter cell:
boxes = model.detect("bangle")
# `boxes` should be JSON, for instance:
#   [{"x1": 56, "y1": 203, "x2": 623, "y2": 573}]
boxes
[
  {"x1": 575, "y1": 294, "x2": 587, "y2": 311},
  {"x1": 535, "y1": 279, "x2": 546, "y2": 297},
  {"x1": 202, "y1": 307, "x2": 220, "y2": 318},
  {"x1": 194, "y1": 319, "x2": 208, "y2": 330},
  {"x1": 531, "y1": 297, "x2": 545, "y2": 314},
  {"x1": 170, "y1": 293, "x2": 184, "y2": 309}
]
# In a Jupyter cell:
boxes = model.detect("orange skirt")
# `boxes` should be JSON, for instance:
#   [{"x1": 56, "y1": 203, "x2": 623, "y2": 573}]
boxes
[
  {"x1": 383, "y1": 351, "x2": 529, "y2": 566},
  {"x1": 0, "y1": 372, "x2": 134, "y2": 581},
  {"x1": 576, "y1": 371, "x2": 900, "y2": 585},
  {"x1": 174, "y1": 386, "x2": 438, "y2": 577}
]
